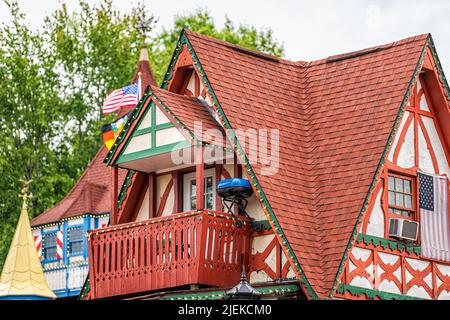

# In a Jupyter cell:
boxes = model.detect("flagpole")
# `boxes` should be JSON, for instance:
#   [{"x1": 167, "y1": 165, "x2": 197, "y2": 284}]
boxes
[{"x1": 138, "y1": 71, "x2": 142, "y2": 101}]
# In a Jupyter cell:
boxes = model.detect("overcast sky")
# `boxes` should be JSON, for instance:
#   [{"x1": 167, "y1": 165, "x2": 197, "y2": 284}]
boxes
[{"x1": 1, "y1": 0, "x2": 450, "y2": 76}]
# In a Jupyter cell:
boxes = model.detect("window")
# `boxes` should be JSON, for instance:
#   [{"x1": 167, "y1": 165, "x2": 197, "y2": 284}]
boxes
[
  {"x1": 43, "y1": 233, "x2": 57, "y2": 260},
  {"x1": 68, "y1": 227, "x2": 84, "y2": 256},
  {"x1": 387, "y1": 174, "x2": 415, "y2": 219},
  {"x1": 183, "y1": 169, "x2": 215, "y2": 211}
]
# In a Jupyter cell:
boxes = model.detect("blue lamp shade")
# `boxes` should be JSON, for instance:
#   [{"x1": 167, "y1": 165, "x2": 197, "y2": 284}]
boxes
[{"x1": 217, "y1": 179, "x2": 253, "y2": 199}]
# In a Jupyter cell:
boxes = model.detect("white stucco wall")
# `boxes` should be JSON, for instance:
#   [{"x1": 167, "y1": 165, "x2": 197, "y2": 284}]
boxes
[
  {"x1": 397, "y1": 120, "x2": 415, "y2": 168},
  {"x1": 137, "y1": 108, "x2": 152, "y2": 130},
  {"x1": 418, "y1": 122, "x2": 436, "y2": 174},
  {"x1": 122, "y1": 133, "x2": 151, "y2": 155},
  {"x1": 135, "y1": 186, "x2": 150, "y2": 222},
  {"x1": 156, "y1": 174, "x2": 175, "y2": 217},
  {"x1": 422, "y1": 116, "x2": 450, "y2": 177},
  {"x1": 377, "y1": 252, "x2": 402, "y2": 294},
  {"x1": 155, "y1": 106, "x2": 171, "y2": 126},
  {"x1": 365, "y1": 186, "x2": 385, "y2": 238},
  {"x1": 349, "y1": 247, "x2": 374, "y2": 290},
  {"x1": 155, "y1": 127, "x2": 186, "y2": 147},
  {"x1": 388, "y1": 111, "x2": 410, "y2": 162}
]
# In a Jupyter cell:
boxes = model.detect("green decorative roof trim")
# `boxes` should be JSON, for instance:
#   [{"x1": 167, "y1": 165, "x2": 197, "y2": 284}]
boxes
[
  {"x1": 118, "y1": 170, "x2": 136, "y2": 210},
  {"x1": 163, "y1": 31, "x2": 318, "y2": 300},
  {"x1": 79, "y1": 276, "x2": 90, "y2": 300},
  {"x1": 428, "y1": 35, "x2": 450, "y2": 102},
  {"x1": 165, "y1": 283, "x2": 302, "y2": 300},
  {"x1": 357, "y1": 234, "x2": 421, "y2": 256},
  {"x1": 330, "y1": 37, "x2": 431, "y2": 298},
  {"x1": 336, "y1": 284, "x2": 423, "y2": 300}
]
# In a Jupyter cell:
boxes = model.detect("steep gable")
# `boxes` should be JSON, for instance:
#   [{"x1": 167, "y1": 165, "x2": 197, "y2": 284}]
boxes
[
  {"x1": 336, "y1": 52, "x2": 450, "y2": 299},
  {"x1": 358, "y1": 46, "x2": 450, "y2": 244},
  {"x1": 176, "y1": 30, "x2": 431, "y2": 298},
  {"x1": 106, "y1": 85, "x2": 225, "y2": 171},
  {"x1": 115, "y1": 97, "x2": 188, "y2": 166}
]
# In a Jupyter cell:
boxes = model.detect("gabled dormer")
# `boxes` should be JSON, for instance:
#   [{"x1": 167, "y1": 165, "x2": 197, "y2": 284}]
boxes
[
  {"x1": 88, "y1": 32, "x2": 290, "y2": 299},
  {"x1": 166, "y1": 43, "x2": 208, "y2": 98},
  {"x1": 337, "y1": 42, "x2": 450, "y2": 300}
]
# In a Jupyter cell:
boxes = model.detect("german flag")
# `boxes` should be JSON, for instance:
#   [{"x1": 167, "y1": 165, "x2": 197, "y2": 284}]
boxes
[{"x1": 102, "y1": 112, "x2": 131, "y2": 150}]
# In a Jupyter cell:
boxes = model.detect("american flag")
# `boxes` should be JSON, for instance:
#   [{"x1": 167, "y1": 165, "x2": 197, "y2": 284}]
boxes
[
  {"x1": 419, "y1": 172, "x2": 450, "y2": 262},
  {"x1": 102, "y1": 82, "x2": 138, "y2": 115}
]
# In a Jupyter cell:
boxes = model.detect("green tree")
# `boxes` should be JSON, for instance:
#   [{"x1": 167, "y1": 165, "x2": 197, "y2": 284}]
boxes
[
  {"x1": 0, "y1": 0, "x2": 66, "y2": 265},
  {"x1": 44, "y1": 0, "x2": 153, "y2": 183},
  {"x1": 149, "y1": 8, "x2": 284, "y2": 83},
  {"x1": 0, "y1": 0, "x2": 150, "y2": 268}
]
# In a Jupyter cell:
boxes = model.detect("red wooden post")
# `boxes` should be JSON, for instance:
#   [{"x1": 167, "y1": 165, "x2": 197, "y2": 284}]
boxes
[
  {"x1": 233, "y1": 153, "x2": 239, "y2": 178},
  {"x1": 87, "y1": 234, "x2": 96, "y2": 299},
  {"x1": 432, "y1": 261, "x2": 437, "y2": 299},
  {"x1": 373, "y1": 249, "x2": 379, "y2": 290},
  {"x1": 111, "y1": 166, "x2": 118, "y2": 225},
  {"x1": 172, "y1": 172, "x2": 181, "y2": 214},
  {"x1": 194, "y1": 72, "x2": 200, "y2": 96},
  {"x1": 215, "y1": 164, "x2": 223, "y2": 212},
  {"x1": 195, "y1": 211, "x2": 208, "y2": 284},
  {"x1": 149, "y1": 172, "x2": 156, "y2": 218},
  {"x1": 233, "y1": 154, "x2": 240, "y2": 213},
  {"x1": 196, "y1": 145, "x2": 205, "y2": 210}
]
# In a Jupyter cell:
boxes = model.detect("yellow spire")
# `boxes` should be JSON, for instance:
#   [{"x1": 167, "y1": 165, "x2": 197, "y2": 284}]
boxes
[{"x1": 0, "y1": 181, "x2": 56, "y2": 299}]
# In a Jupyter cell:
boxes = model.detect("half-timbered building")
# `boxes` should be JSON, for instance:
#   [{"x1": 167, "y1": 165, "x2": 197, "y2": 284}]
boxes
[{"x1": 84, "y1": 31, "x2": 450, "y2": 300}]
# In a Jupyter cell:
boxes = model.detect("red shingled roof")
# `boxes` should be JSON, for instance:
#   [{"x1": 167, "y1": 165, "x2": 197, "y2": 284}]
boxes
[
  {"x1": 118, "y1": 46, "x2": 157, "y2": 119},
  {"x1": 133, "y1": 46, "x2": 157, "y2": 88},
  {"x1": 151, "y1": 85, "x2": 225, "y2": 145},
  {"x1": 183, "y1": 30, "x2": 430, "y2": 297},
  {"x1": 32, "y1": 47, "x2": 156, "y2": 227},
  {"x1": 31, "y1": 146, "x2": 128, "y2": 226}
]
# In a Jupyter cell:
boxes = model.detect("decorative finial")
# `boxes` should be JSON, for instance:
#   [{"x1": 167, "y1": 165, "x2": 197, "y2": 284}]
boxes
[
  {"x1": 19, "y1": 179, "x2": 32, "y2": 204},
  {"x1": 19, "y1": 179, "x2": 33, "y2": 200},
  {"x1": 240, "y1": 265, "x2": 247, "y2": 282},
  {"x1": 134, "y1": 1, "x2": 156, "y2": 43},
  {"x1": 224, "y1": 265, "x2": 261, "y2": 300}
]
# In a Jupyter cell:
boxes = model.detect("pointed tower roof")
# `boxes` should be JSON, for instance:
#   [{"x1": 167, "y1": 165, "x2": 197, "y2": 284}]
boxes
[
  {"x1": 117, "y1": 45, "x2": 157, "y2": 118},
  {"x1": 134, "y1": 45, "x2": 157, "y2": 88},
  {"x1": 0, "y1": 183, "x2": 56, "y2": 300}
]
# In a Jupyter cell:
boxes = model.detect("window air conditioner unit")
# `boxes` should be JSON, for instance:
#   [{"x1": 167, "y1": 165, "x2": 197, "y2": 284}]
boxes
[{"x1": 388, "y1": 218, "x2": 419, "y2": 241}]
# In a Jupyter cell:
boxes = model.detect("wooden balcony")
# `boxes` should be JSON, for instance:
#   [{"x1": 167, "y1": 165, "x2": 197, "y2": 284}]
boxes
[{"x1": 87, "y1": 210, "x2": 251, "y2": 299}]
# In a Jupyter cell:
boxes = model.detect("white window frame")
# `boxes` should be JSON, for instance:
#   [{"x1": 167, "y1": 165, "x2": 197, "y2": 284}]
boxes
[{"x1": 183, "y1": 168, "x2": 216, "y2": 211}]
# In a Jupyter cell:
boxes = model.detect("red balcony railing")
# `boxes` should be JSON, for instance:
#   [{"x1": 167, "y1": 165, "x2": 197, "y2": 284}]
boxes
[{"x1": 87, "y1": 210, "x2": 251, "y2": 299}]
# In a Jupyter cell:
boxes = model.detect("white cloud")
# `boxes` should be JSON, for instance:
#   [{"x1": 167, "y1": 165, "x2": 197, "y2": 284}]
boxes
[{"x1": 1, "y1": 0, "x2": 450, "y2": 76}]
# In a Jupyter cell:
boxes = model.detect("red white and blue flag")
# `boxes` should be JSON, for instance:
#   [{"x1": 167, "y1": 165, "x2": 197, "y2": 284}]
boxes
[
  {"x1": 56, "y1": 231, "x2": 64, "y2": 260},
  {"x1": 34, "y1": 234, "x2": 42, "y2": 261},
  {"x1": 102, "y1": 82, "x2": 138, "y2": 115},
  {"x1": 419, "y1": 172, "x2": 450, "y2": 262}
]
